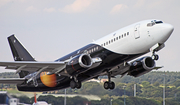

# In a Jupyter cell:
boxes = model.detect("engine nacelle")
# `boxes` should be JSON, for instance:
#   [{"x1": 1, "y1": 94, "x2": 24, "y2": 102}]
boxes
[
  {"x1": 128, "y1": 56, "x2": 156, "y2": 77},
  {"x1": 66, "y1": 54, "x2": 92, "y2": 76}
]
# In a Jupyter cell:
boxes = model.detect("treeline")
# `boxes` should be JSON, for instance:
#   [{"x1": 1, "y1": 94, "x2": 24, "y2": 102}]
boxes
[
  {"x1": 0, "y1": 72, "x2": 19, "y2": 90},
  {"x1": 0, "y1": 72, "x2": 19, "y2": 78},
  {"x1": 15, "y1": 95, "x2": 178, "y2": 105},
  {"x1": 1, "y1": 71, "x2": 180, "y2": 105},
  {"x1": 113, "y1": 71, "x2": 180, "y2": 85},
  {"x1": 47, "y1": 81, "x2": 180, "y2": 103}
]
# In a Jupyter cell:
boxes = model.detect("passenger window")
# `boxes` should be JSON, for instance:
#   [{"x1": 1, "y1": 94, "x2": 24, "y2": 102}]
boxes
[
  {"x1": 109, "y1": 41, "x2": 111, "y2": 44},
  {"x1": 127, "y1": 32, "x2": 129, "y2": 35},
  {"x1": 116, "y1": 37, "x2": 118, "y2": 40},
  {"x1": 111, "y1": 39, "x2": 113, "y2": 42},
  {"x1": 119, "y1": 36, "x2": 121, "y2": 39},
  {"x1": 114, "y1": 38, "x2": 115, "y2": 41},
  {"x1": 124, "y1": 33, "x2": 126, "y2": 37},
  {"x1": 104, "y1": 43, "x2": 105, "y2": 46},
  {"x1": 122, "y1": 35, "x2": 123, "y2": 38},
  {"x1": 106, "y1": 42, "x2": 108, "y2": 45}
]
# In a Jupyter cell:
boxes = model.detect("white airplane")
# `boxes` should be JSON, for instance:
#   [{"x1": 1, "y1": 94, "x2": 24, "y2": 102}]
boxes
[
  {"x1": 33, "y1": 102, "x2": 48, "y2": 105},
  {"x1": 0, "y1": 19, "x2": 173, "y2": 91},
  {"x1": 32, "y1": 93, "x2": 48, "y2": 105}
]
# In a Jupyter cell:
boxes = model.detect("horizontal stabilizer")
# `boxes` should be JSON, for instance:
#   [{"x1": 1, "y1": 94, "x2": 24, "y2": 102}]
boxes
[{"x1": 0, "y1": 78, "x2": 25, "y2": 84}]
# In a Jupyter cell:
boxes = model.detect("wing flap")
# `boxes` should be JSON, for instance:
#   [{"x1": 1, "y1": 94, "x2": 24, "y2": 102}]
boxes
[{"x1": 0, "y1": 78, "x2": 26, "y2": 84}]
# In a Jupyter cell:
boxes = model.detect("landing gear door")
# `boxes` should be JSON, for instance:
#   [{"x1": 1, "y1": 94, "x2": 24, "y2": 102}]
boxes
[{"x1": 134, "y1": 24, "x2": 140, "y2": 39}]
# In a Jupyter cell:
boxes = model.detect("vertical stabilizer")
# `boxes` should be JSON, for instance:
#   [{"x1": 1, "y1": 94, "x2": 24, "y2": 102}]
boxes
[
  {"x1": 8, "y1": 35, "x2": 35, "y2": 78},
  {"x1": 8, "y1": 35, "x2": 35, "y2": 61}
]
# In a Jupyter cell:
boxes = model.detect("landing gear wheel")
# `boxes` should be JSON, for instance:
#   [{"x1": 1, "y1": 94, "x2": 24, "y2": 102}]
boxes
[
  {"x1": 104, "y1": 81, "x2": 109, "y2": 89},
  {"x1": 152, "y1": 54, "x2": 159, "y2": 60},
  {"x1": 76, "y1": 81, "x2": 82, "y2": 89},
  {"x1": 104, "y1": 81, "x2": 115, "y2": 89},
  {"x1": 70, "y1": 80, "x2": 76, "y2": 89},
  {"x1": 103, "y1": 72, "x2": 116, "y2": 90},
  {"x1": 154, "y1": 55, "x2": 159, "y2": 60},
  {"x1": 109, "y1": 82, "x2": 115, "y2": 90},
  {"x1": 70, "y1": 79, "x2": 82, "y2": 89}
]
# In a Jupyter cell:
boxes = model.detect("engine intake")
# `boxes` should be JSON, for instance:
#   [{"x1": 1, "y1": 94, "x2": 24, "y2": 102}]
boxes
[
  {"x1": 66, "y1": 54, "x2": 92, "y2": 76},
  {"x1": 142, "y1": 57, "x2": 156, "y2": 70},
  {"x1": 79, "y1": 54, "x2": 92, "y2": 68},
  {"x1": 128, "y1": 56, "x2": 156, "y2": 77}
]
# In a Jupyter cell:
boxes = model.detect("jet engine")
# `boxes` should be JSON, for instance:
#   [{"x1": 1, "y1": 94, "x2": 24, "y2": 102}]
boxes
[
  {"x1": 66, "y1": 54, "x2": 92, "y2": 76},
  {"x1": 128, "y1": 56, "x2": 156, "y2": 77}
]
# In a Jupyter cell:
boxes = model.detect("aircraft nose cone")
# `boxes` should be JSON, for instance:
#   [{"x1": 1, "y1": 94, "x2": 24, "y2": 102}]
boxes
[
  {"x1": 160, "y1": 23, "x2": 174, "y2": 43},
  {"x1": 162, "y1": 23, "x2": 174, "y2": 36}
]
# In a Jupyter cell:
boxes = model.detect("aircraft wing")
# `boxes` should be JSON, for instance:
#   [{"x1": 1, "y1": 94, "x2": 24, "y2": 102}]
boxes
[
  {"x1": 0, "y1": 78, "x2": 26, "y2": 84},
  {"x1": 109, "y1": 64, "x2": 163, "y2": 77},
  {"x1": 100, "y1": 57, "x2": 163, "y2": 78},
  {"x1": 0, "y1": 61, "x2": 66, "y2": 74}
]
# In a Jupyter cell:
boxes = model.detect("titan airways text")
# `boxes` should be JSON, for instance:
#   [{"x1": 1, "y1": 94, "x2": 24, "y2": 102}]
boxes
[{"x1": 0, "y1": 19, "x2": 174, "y2": 91}]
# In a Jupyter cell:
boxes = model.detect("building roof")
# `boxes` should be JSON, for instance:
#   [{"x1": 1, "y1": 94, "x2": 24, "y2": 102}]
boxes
[{"x1": 0, "y1": 91, "x2": 13, "y2": 98}]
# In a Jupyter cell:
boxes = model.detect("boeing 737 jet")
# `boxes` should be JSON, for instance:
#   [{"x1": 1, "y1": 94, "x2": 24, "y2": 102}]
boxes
[{"x1": 0, "y1": 19, "x2": 174, "y2": 92}]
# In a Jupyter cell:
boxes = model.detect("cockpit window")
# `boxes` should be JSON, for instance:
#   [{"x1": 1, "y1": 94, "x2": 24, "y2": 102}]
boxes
[
  {"x1": 147, "y1": 20, "x2": 163, "y2": 27},
  {"x1": 155, "y1": 21, "x2": 163, "y2": 24}
]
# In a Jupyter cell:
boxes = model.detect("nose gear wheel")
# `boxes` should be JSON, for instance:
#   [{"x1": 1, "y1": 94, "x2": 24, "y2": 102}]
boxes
[{"x1": 152, "y1": 50, "x2": 159, "y2": 61}]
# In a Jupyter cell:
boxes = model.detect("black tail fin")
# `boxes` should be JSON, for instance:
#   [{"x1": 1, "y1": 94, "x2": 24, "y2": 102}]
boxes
[
  {"x1": 8, "y1": 35, "x2": 35, "y2": 78},
  {"x1": 8, "y1": 35, "x2": 35, "y2": 61}
]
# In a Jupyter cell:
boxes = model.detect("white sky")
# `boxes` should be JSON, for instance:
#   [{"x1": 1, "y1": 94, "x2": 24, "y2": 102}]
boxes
[{"x1": 0, "y1": 0, "x2": 179, "y2": 72}]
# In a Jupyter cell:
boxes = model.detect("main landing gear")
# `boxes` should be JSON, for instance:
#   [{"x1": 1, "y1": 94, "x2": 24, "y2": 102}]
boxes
[
  {"x1": 70, "y1": 76, "x2": 82, "y2": 89},
  {"x1": 104, "y1": 72, "x2": 115, "y2": 90}
]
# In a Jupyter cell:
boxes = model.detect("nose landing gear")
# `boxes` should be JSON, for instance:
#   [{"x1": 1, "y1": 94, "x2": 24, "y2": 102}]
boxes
[
  {"x1": 152, "y1": 51, "x2": 159, "y2": 60},
  {"x1": 150, "y1": 43, "x2": 165, "y2": 61}
]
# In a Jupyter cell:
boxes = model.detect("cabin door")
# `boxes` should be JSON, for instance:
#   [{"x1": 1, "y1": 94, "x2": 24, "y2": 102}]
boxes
[{"x1": 134, "y1": 24, "x2": 140, "y2": 39}]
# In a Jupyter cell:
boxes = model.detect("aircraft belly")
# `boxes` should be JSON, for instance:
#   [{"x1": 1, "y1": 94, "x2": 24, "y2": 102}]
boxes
[{"x1": 17, "y1": 44, "x2": 145, "y2": 92}]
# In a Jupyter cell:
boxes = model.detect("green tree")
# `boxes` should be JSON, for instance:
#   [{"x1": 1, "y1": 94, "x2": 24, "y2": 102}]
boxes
[
  {"x1": 173, "y1": 79, "x2": 180, "y2": 87},
  {"x1": 18, "y1": 96, "x2": 31, "y2": 104},
  {"x1": 141, "y1": 81, "x2": 150, "y2": 88},
  {"x1": 153, "y1": 81, "x2": 160, "y2": 87}
]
